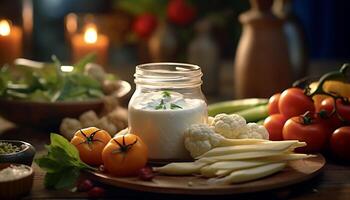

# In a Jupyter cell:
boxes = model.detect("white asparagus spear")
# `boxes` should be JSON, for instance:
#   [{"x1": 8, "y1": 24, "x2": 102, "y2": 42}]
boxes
[
  {"x1": 197, "y1": 140, "x2": 306, "y2": 158},
  {"x1": 197, "y1": 151, "x2": 285, "y2": 164},
  {"x1": 207, "y1": 162, "x2": 286, "y2": 185},
  {"x1": 153, "y1": 162, "x2": 207, "y2": 175},
  {"x1": 200, "y1": 153, "x2": 314, "y2": 177}
]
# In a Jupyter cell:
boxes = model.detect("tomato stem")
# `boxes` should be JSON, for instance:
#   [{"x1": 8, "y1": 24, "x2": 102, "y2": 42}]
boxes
[
  {"x1": 77, "y1": 129, "x2": 103, "y2": 146},
  {"x1": 112, "y1": 136, "x2": 138, "y2": 154},
  {"x1": 301, "y1": 111, "x2": 313, "y2": 125}
]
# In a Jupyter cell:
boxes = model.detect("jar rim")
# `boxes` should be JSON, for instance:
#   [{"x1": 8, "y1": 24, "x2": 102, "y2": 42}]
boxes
[
  {"x1": 134, "y1": 62, "x2": 203, "y2": 88},
  {"x1": 136, "y1": 62, "x2": 200, "y2": 72}
]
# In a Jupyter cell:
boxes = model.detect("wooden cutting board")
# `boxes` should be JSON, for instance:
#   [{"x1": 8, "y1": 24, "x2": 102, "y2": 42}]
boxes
[{"x1": 85, "y1": 154, "x2": 325, "y2": 195}]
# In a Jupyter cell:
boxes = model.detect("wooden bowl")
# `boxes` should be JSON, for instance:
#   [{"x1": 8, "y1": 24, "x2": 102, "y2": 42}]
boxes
[
  {"x1": 0, "y1": 163, "x2": 34, "y2": 199},
  {"x1": 0, "y1": 80, "x2": 131, "y2": 129}
]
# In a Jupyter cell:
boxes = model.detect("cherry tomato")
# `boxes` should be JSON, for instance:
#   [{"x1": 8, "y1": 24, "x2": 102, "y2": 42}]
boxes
[
  {"x1": 279, "y1": 88, "x2": 315, "y2": 118},
  {"x1": 267, "y1": 93, "x2": 281, "y2": 115},
  {"x1": 318, "y1": 98, "x2": 343, "y2": 129},
  {"x1": 335, "y1": 98, "x2": 350, "y2": 122},
  {"x1": 102, "y1": 134, "x2": 148, "y2": 177},
  {"x1": 282, "y1": 115, "x2": 330, "y2": 153},
  {"x1": 133, "y1": 13, "x2": 157, "y2": 39},
  {"x1": 263, "y1": 114, "x2": 288, "y2": 141},
  {"x1": 167, "y1": 0, "x2": 196, "y2": 25},
  {"x1": 330, "y1": 127, "x2": 350, "y2": 161},
  {"x1": 70, "y1": 127, "x2": 111, "y2": 166}
]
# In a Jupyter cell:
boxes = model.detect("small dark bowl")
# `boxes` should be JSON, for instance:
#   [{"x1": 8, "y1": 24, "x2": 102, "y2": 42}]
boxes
[{"x1": 0, "y1": 140, "x2": 36, "y2": 166}]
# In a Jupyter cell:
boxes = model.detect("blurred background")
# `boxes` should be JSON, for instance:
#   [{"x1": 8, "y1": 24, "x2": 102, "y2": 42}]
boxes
[{"x1": 0, "y1": 0, "x2": 349, "y2": 99}]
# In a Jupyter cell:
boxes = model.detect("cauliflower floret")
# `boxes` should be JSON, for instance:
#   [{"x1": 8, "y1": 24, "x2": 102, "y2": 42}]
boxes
[
  {"x1": 79, "y1": 110, "x2": 99, "y2": 127},
  {"x1": 238, "y1": 123, "x2": 269, "y2": 140},
  {"x1": 184, "y1": 124, "x2": 224, "y2": 158},
  {"x1": 96, "y1": 116, "x2": 118, "y2": 136},
  {"x1": 207, "y1": 116, "x2": 214, "y2": 125},
  {"x1": 60, "y1": 118, "x2": 82, "y2": 140},
  {"x1": 184, "y1": 123, "x2": 267, "y2": 158},
  {"x1": 211, "y1": 114, "x2": 246, "y2": 139}
]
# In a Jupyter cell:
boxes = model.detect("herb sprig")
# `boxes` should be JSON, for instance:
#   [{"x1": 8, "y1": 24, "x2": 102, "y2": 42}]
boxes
[
  {"x1": 35, "y1": 133, "x2": 96, "y2": 190},
  {"x1": 154, "y1": 91, "x2": 183, "y2": 110}
]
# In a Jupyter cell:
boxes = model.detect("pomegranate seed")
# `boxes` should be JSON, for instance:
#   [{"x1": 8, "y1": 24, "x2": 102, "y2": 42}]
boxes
[
  {"x1": 77, "y1": 179, "x2": 93, "y2": 192},
  {"x1": 138, "y1": 167, "x2": 155, "y2": 181},
  {"x1": 88, "y1": 186, "x2": 106, "y2": 198}
]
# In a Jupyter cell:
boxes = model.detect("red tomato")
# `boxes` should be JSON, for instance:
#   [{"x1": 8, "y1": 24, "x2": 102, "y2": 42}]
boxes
[
  {"x1": 335, "y1": 98, "x2": 350, "y2": 122},
  {"x1": 167, "y1": 0, "x2": 196, "y2": 26},
  {"x1": 267, "y1": 93, "x2": 281, "y2": 115},
  {"x1": 263, "y1": 114, "x2": 287, "y2": 141},
  {"x1": 318, "y1": 98, "x2": 343, "y2": 129},
  {"x1": 133, "y1": 13, "x2": 157, "y2": 39},
  {"x1": 282, "y1": 115, "x2": 330, "y2": 153},
  {"x1": 279, "y1": 88, "x2": 315, "y2": 118},
  {"x1": 330, "y1": 127, "x2": 350, "y2": 161}
]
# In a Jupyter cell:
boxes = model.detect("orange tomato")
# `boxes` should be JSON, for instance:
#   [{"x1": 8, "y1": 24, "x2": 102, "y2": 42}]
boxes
[
  {"x1": 102, "y1": 134, "x2": 148, "y2": 177},
  {"x1": 71, "y1": 127, "x2": 111, "y2": 166}
]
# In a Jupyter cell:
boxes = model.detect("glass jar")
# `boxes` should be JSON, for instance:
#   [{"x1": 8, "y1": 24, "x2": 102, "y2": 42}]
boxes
[{"x1": 128, "y1": 63, "x2": 207, "y2": 162}]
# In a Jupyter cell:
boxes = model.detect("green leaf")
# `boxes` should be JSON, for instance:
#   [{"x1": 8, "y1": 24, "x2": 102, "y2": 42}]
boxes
[
  {"x1": 170, "y1": 103, "x2": 183, "y2": 109},
  {"x1": 44, "y1": 168, "x2": 80, "y2": 190},
  {"x1": 35, "y1": 157, "x2": 64, "y2": 173},
  {"x1": 54, "y1": 168, "x2": 80, "y2": 190},
  {"x1": 162, "y1": 91, "x2": 171, "y2": 98},
  {"x1": 36, "y1": 133, "x2": 96, "y2": 190},
  {"x1": 73, "y1": 53, "x2": 96, "y2": 73},
  {"x1": 50, "y1": 133, "x2": 79, "y2": 159}
]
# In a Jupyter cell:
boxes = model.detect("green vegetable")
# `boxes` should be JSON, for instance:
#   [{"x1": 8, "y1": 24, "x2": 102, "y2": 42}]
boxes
[
  {"x1": 0, "y1": 53, "x2": 113, "y2": 102},
  {"x1": 233, "y1": 104, "x2": 269, "y2": 123},
  {"x1": 208, "y1": 98, "x2": 268, "y2": 117},
  {"x1": 35, "y1": 133, "x2": 96, "y2": 190},
  {"x1": 256, "y1": 119, "x2": 266, "y2": 125}
]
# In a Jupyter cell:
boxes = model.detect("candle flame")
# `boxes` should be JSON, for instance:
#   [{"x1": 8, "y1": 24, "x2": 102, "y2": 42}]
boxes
[
  {"x1": 0, "y1": 20, "x2": 11, "y2": 36},
  {"x1": 84, "y1": 25, "x2": 97, "y2": 44}
]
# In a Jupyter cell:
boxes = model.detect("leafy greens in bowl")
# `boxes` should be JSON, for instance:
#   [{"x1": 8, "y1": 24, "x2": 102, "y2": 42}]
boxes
[
  {"x1": 0, "y1": 54, "x2": 130, "y2": 128},
  {"x1": 0, "y1": 54, "x2": 114, "y2": 102}
]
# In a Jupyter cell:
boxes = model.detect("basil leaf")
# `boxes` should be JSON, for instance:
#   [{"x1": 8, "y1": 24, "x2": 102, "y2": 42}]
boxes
[
  {"x1": 54, "y1": 168, "x2": 80, "y2": 190},
  {"x1": 44, "y1": 168, "x2": 80, "y2": 190},
  {"x1": 50, "y1": 133, "x2": 79, "y2": 159},
  {"x1": 35, "y1": 157, "x2": 64, "y2": 173}
]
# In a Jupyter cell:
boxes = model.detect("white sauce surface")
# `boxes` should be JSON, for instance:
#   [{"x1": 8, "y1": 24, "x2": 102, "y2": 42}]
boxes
[
  {"x1": 0, "y1": 165, "x2": 31, "y2": 182},
  {"x1": 129, "y1": 91, "x2": 207, "y2": 160}
]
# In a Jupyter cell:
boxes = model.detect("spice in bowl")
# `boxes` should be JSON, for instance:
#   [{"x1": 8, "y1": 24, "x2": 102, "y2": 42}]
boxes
[
  {"x1": 0, "y1": 164, "x2": 32, "y2": 182},
  {"x1": 0, "y1": 142, "x2": 25, "y2": 154}
]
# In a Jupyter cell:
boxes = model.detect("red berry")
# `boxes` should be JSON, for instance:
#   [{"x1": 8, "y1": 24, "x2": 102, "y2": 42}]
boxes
[
  {"x1": 77, "y1": 179, "x2": 94, "y2": 192},
  {"x1": 88, "y1": 187, "x2": 106, "y2": 198},
  {"x1": 167, "y1": 0, "x2": 196, "y2": 26},
  {"x1": 138, "y1": 167, "x2": 154, "y2": 181},
  {"x1": 133, "y1": 13, "x2": 157, "y2": 39}
]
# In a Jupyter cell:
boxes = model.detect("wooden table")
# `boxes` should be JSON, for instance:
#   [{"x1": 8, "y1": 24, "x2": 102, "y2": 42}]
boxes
[{"x1": 0, "y1": 118, "x2": 349, "y2": 200}]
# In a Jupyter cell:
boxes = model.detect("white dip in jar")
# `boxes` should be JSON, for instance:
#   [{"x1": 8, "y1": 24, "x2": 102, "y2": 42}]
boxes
[{"x1": 128, "y1": 63, "x2": 207, "y2": 161}]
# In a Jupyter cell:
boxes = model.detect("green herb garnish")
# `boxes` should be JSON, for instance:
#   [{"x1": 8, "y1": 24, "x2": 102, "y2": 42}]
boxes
[
  {"x1": 35, "y1": 133, "x2": 96, "y2": 190},
  {"x1": 162, "y1": 91, "x2": 171, "y2": 98},
  {"x1": 170, "y1": 103, "x2": 183, "y2": 109},
  {"x1": 155, "y1": 99, "x2": 166, "y2": 110}
]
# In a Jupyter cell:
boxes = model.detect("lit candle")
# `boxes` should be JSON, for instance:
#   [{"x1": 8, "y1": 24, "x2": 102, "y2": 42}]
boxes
[
  {"x1": 0, "y1": 19, "x2": 22, "y2": 66},
  {"x1": 71, "y1": 24, "x2": 109, "y2": 66}
]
